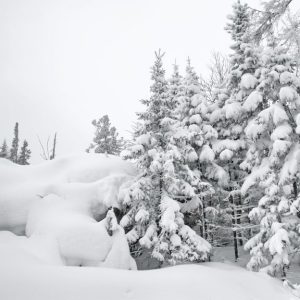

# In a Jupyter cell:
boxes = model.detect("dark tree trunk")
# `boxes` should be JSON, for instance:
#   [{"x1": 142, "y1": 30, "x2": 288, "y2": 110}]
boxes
[
  {"x1": 230, "y1": 193, "x2": 239, "y2": 262},
  {"x1": 236, "y1": 193, "x2": 243, "y2": 246},
  {"x1": 293, "y1": 181, "x2": 298, "y2": 199}
]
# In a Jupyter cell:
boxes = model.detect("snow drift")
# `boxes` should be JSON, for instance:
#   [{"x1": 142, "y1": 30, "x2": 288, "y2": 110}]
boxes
[
  {"x1": 0, "y1": 154, "x2": 137, "y2": 269},
  {"x1": 0, "y1": 241, "x2": 296, "y2": 300},
  {"x1": 0, "y1": 154, "x2": 136, "y2": 234}
]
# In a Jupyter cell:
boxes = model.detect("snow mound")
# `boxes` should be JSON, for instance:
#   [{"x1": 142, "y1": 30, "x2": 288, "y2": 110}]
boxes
[
  {"x1": 26, "y1": 194, "x2": 137, "y2": 269},
  {"x1": 0, "y1": 154, "x2": 137, "y2": 270},
  {"x1": 0, "y1": 154, "x2": 136, "y2": 234},
  {"x1": 0, "y1": 231, "x2": 63, "y2": 266}
]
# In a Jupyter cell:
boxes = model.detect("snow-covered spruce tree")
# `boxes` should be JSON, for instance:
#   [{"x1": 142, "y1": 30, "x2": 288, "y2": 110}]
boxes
[
  {"x1": 210, "y1": 0, "x2": 261, "y2": 186},
  {"x1": 9, "y1": 122, "x2": 19, "y2": 163},
  {"x1": 17, "y1": 140, "x2": 31, "y2": 165},
  {"x1": 171, "y1": 59, "x2": 228, "y2": 241},
  {"x1": 0, "y1": 140, "x2": 9, "y2": 159},
  {"x1": 121, "y1": 51, "x2": 211, "y2": 264},
  {"x1": 87, "y1": 115, "x2": 124, "y2": 155},
  {"x1": 207, "y1": 0, "x2": 262, "y2": 246},
  {"x1": 242, "y1": 42, "x2": 300, "y2": 277}
]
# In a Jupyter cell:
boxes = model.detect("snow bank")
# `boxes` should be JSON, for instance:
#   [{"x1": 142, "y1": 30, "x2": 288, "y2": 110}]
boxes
[
  {"x1": 26, "y1": 194, "x2": 136, "y2": 269},
  {"x1": 0, "y1": 154, "x2": 138, "y2": 270},
  {"x1": 0, "y1": 231, "x2": 63, "y2": 266},
  {"x1": 0, "y1": 154, "x2": 136, "y2": 234},
  {"x1": 0, "y1": 256, "x2": 295, "y2": 300}
]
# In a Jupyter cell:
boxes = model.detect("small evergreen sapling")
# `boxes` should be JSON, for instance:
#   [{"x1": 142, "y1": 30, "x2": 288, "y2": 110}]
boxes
[
  {"x1": 9, "y1": 122, "x2": 19, "y2": 163},
  {"x1": 18, "y1": 140, "x2": 31, "y2": 165},
  {"x1": 0, "y1": 140, "x2": 9, "y2": 159}
]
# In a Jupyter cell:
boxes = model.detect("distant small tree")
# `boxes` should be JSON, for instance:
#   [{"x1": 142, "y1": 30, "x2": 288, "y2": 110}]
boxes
[
  {"x1": 9, "y1": 122, "x2": 19, "y2": 163},
  {"x1": 87, "y1": 115, "x2": 124, "y2": 155},
  {"x1": 18, "y1": 140, "x2": 31, "y2": 165},
  {"x1": 0, "y1": 140, "x2": 9, "y2": 159}
]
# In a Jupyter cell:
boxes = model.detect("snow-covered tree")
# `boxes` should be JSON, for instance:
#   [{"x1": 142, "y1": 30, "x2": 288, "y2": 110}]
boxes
[
  {"x1": 121, "y1": 51, "x2": 211, "y2": 264},
  {"x1": 249, "y1": 0, "x2": 300, "y2": 73},
  {"x1": 210, "y1": 0, "x2": 260, "y2": 185},
  {"x1": 207, "y1": 0, "x2": 262, "y2": 211},
  {"x1": 87, "y1": 115, "x2": 124, "y2": 155},
  {"x1": 9, "y1": 122, "x2": 19, "y2": 163},
  {"x1": 249, "y1": 0, "x2": 295, "y2": 42},
  {"x1": 17, "y1": 140, "x2": 31, "y2": 165},
  {"x1": 203, "y1": 0, "x2": 265, "y2": 253},
  {"x1": 0, "y1": 140, "x2": 9, "y2": 159},
  {"x1": 171, "y1": 59, "x2": 230, "y2": 240},
  {"x1": 242, "y1": 43, "x2": 300, "y2": 277}
]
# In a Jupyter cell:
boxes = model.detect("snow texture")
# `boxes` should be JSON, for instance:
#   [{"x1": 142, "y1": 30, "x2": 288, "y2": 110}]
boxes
[
  {"x1": 243, "y1": 91, "x2": 263, "y2": 112},
  {"x1": 240, "y1": 73, "x2": 257, "y2": 89},
  {"x1": 280, "y1": 86, "x2": 297, "y2": 102}
]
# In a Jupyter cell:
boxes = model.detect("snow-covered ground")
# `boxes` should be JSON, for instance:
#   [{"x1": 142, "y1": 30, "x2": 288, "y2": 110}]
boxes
[
  {"x1": 0, "y1": 154, "x2": 299, "y2": 299},
  {"x1": 0, "y1": 241, "x2": 296, "y2": 300},
  {"x1": 212, "y1": 246, "x2": 300, "y2": 285}
]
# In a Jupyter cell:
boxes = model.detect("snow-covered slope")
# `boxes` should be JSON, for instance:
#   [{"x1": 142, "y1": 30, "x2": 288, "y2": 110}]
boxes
[
  {"x1": 0, "y1": 248, "x2": 296, "y2": 300},
  {"x1": 0, "y1": 233, "x2": 296, "y2": 299},
  {"x1": 0, "y1": 154, "x2": 136, "y2": 234}
]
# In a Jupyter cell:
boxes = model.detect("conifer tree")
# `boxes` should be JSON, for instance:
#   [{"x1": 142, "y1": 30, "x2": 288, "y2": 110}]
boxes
[
  {"x1": 87, "y1": 115, "x2": 124, "y2": 155},
  {"x1": 17, "y1": 140, "x2": 31, "y2": 165},
  {"x1": 171, "y1": 59, "x2": 229, "y2": 240},
  {"x1": 121, "y1": 51, "x2": 211, "y2": 264},
  {"x1": 0, "y1": 140, "x2": 9, "y2": 159},
  {"x1": 208, "y1": 0, "x2": 262, "y2": 252},
  {"x1": 9, "y1": 122, "x2": 19, "y2": 163},
  {"x1": 242, "y1": 43, "x2": 300, "y2": 277},
  {"x1": 210, "y1": 1, "x2": 260, "y2": 188}
]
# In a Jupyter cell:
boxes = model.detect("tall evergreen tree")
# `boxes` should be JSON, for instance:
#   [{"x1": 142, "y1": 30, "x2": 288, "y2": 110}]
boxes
[
  {"x1": 206, "y1": 0, "x2": 263, "y2": 254},
  {"x1": 121, "y1": 51, "x2": 211, "y2": 264},
  {"x1": 9, "y1": 122, "x2": 19, "y2": 163},
  {"x1": 87, "y1": 115, "x2": 124, "y2": 155},
  {"x1": 242, "y1": 43, "x2": 300, "y2": 277},
  {"x1": 17, "y1": 140, "x2": 31, "y2": 165},
  {"x1": 210, "y1": 0, "x2": 260, "y2": 189},
  {"x1": 171, "y1": 59, "x2": 228, "y2": 240},
  {"x1": 0, "y1": 140, "x2": 9, "y2": 159}
]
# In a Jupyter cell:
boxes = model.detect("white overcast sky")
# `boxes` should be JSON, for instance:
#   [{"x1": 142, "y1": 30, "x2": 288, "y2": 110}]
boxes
[{"x1": 0, "y1": 0, "x2": 299, "y2": 163}]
